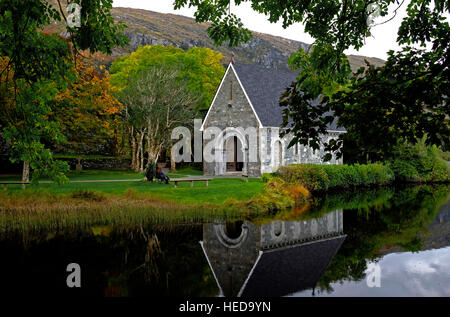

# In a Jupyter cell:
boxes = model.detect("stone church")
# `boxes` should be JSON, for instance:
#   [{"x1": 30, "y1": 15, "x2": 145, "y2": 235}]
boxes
[{"x1": 201, "y1": 62, "x2": 346, "y2": 177}]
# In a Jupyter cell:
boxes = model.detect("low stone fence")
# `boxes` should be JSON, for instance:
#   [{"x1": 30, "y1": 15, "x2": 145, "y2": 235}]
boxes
[
  {"x1": 0, "y1": 155, "x2": 132, "y2": 173},
  {"x1": 61, "y1": 158, "x2": 131, "y2": 170}
]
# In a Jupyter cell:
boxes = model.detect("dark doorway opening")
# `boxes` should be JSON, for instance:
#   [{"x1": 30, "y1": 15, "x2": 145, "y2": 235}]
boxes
[{"x1": 226, "y1": 136, "x2": 243, "y2": 172}]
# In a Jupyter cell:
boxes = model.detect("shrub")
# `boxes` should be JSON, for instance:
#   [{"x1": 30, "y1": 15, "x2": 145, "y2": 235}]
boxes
[
  {"x1": 261, "y1": 173, "x2": 273, "y2": 183},
  {"x1": 389, "y1": 139, "x2": 450, "y2": 183},
  {"x1": 276, "y1": 164, "x2": 329, "y2": 191},
  {"x1": 276, "y1": 163, "x2": 394, "y2": 192},
  {"x1": 244, "y1": 177, "x2": 310, "y2": 212}
]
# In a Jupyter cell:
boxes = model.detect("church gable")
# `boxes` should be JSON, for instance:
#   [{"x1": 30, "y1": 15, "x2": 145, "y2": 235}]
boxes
[{"x1": 201, "y1": 63, "x2": 262, "y2": 131}]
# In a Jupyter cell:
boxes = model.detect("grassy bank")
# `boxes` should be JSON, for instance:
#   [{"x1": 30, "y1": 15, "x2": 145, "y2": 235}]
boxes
[
  {"x1": 0, "y1": 168, "x2": 265, "y2": 208},
  {"x1": 1, "y1": 151, "x2": 448, "y2": 218},
  {"x1": 0, "y1": 168, "x2": 267, "y2": 233},
  {"x1": 0, "y1": 189, "x2": 268, "y2": 235}
]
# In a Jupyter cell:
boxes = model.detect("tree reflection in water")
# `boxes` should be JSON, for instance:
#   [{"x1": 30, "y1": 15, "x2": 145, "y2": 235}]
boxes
[{"x1": 0, "y1": 184, "x2": 448, "y2": 297}]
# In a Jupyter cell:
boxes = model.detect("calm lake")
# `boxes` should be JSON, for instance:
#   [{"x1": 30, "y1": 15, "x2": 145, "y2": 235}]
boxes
[{"x1": 0, "y1": 184, "x2": 449, "y2": 297}]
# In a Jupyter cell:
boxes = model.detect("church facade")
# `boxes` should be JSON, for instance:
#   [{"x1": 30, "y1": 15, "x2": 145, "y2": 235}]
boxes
[{"x1": 200, "y1": 62, "x2": 345, "y2": 178}]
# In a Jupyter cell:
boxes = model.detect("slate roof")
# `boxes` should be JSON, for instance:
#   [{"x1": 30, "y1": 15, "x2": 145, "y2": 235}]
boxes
[
  {"x1": 232, "y1": 62, "x2": 346, "y2": 132},
  {"x1": 239, "y1": 235, "x2": 346, "y2": 297}
]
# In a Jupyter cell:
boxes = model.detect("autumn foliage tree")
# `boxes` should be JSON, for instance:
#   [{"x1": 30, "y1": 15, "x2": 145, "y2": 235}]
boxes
[
  {"x1": 0, "y1": 0, "x2": 127, "y2": 183},
  {"x1": 50, "y1": 57, "x2": 122, "y2": 156}
]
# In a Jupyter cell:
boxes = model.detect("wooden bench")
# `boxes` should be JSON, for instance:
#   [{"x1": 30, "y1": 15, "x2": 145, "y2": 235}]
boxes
[
  {"x1": 0, "y1": 181, "x2": 30, "y2": 190},
  {"x1": 170, "y1": 177, "x2": 212, "y2": 188}
]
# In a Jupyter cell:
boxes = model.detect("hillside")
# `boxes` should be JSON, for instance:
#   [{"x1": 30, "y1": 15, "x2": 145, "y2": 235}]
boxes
[{"x1": 44, "y1": 2, "x2": 385, "y2": 71}]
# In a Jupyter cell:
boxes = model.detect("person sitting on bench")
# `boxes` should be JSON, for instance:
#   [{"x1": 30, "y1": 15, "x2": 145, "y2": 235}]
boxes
[{"x1": 156, "y1": 167, "x2": 170, "y2": 184}]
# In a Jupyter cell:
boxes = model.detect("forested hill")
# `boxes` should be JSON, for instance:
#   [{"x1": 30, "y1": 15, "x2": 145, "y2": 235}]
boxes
[{"x1": 45, "y1": 2, "x2": 385, "y2": 71}]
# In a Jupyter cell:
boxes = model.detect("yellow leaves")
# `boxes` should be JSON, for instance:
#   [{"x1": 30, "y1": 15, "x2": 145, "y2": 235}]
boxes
[
  {"x1": 292, "y1": 202, "x2": 311, "y2": 215},
  {"x1": 51, "y1": 55, "x2": 122, "y2": 140},
  {"x1": 289, "y1": 185, "x2": 311, "y2": 200}
]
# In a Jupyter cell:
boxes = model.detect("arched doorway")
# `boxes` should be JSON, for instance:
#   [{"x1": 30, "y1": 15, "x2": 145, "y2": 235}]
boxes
[{"x1": 273, "y1": 140, "x2": 283, "y2": 171}]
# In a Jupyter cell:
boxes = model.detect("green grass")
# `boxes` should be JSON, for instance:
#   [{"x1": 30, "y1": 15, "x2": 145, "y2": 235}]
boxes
[{"x1": 0, "y1": 168, "x2": 264, "y2": 206}]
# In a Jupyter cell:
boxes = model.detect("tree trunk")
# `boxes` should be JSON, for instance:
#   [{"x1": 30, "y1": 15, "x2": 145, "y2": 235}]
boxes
[
  {"x1": 139, "y1": 132, "x2": 145, "y2": 172},
  {"x1": 130, "y1": 126, "x2": 136, "y2": 171},
  {"x1": 22, "y1": 161, "x2": 29, "y2": 189},
  {"x1": 136, "y1": 132, "x2": 142, "y2": 172},
  {"x1": 170, "y1": 153, "x2": 176, "y2": 172},
  {"x1": 147, "y1": 129, "x2": 152, "y2": 169}
]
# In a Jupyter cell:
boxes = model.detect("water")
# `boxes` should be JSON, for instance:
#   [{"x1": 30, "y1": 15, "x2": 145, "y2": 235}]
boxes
[{"x1": 0, "y1": 184, "x2": 449, "y2": 297}]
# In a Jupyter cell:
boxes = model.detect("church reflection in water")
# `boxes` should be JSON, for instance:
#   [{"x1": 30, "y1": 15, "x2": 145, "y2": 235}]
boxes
[{"x1": 200, "y1": 209, "x2": 346, "y2": 297}]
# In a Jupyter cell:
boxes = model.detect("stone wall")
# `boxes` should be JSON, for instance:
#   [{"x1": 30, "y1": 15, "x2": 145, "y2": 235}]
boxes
[
  {"x1": 59, "y1": 158, "x2": 131, "y2": 170},
  {"x1": 0, "y1": 156, "x2": 131, "y2": 173},
  {"x1": 260, "y1": 128, "x2": 344, "y2": 174}
]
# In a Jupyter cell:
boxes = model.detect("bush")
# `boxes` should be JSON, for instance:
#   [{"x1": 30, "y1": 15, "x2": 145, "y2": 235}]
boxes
[
  {"x1": 275, "y1": 164, "x2": 329, "y2": 191},
  {"x1": 244, "y1": 177, "x2": 310, "y2": 212},
  {"x1": 276, "y1": 163, "x2": 394, "y2": 192},
  {"x1": 261, "y1": 173, "x2": 273, "y2": 183},
  {"x1": 389, "y1": 140, "x2": 450, "y2": 183}
]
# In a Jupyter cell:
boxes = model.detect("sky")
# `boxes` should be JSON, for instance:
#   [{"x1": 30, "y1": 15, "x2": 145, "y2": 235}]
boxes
[{"x1": 112, "y1": 0, "x2": 414, "y2": 60}]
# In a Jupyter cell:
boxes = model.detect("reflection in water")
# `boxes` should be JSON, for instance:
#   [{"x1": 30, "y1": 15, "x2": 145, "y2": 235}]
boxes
[
  {"x1": 0, "y1": 185, "x2": 449, "y2": 297},
  {"x1": 294, "y1": 199, "x2": 450, "y2": 297},
  {"x1": 201, "y1": 210, "x2": 345, "y2": 296}
]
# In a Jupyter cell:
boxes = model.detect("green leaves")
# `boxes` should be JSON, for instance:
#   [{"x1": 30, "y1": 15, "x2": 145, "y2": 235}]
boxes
[
  {"x1": 207, "y1": 13, "x2": 252, "y2": 47},
  {"x1": 110, "y1": 45, "x2": 225, "y2": 111},
  {"x1": 280, "y1": 44, "x2": 350, "y2": 155},
  {"x1": 173, "y1": 0, "x2": 394, "y2": 52},
  {"x1": 0, "y1": 0, "x2": 128, "y2": 181},
  {"x1": 174, "y1": 0, "x2": 253, "y2": 47},
  {"x1": 2, "y1": 78, "x2": 69, "y2": 183},
  {"x1": 68, "y1": 0, "x2": 128, "y2": 54}
]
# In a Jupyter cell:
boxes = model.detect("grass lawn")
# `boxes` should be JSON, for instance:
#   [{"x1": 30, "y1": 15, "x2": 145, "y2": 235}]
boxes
[{"x1": 0, "y1": 168, "x2": 265, "y2": 206}]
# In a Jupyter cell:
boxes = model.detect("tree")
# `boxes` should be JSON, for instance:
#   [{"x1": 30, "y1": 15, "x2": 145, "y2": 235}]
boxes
[
  {"x1": 117, "y1": 65, "x2": 198, "y2": 172},
  {"x1": 174, "y1": 0, "x2": 450, "y2": 162},
  {"x1": 110, "y1": 45, "x2": 225, "y2": 171},
  {"x1": 110, "y1": 45, "x2": 225, "y2": 111},
  {"x1": 50, "y1": 56, "x2": 123, "y2": 156},
  {"x1": 0, "y1": 0, "x2": 127, "y2": 183}
]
